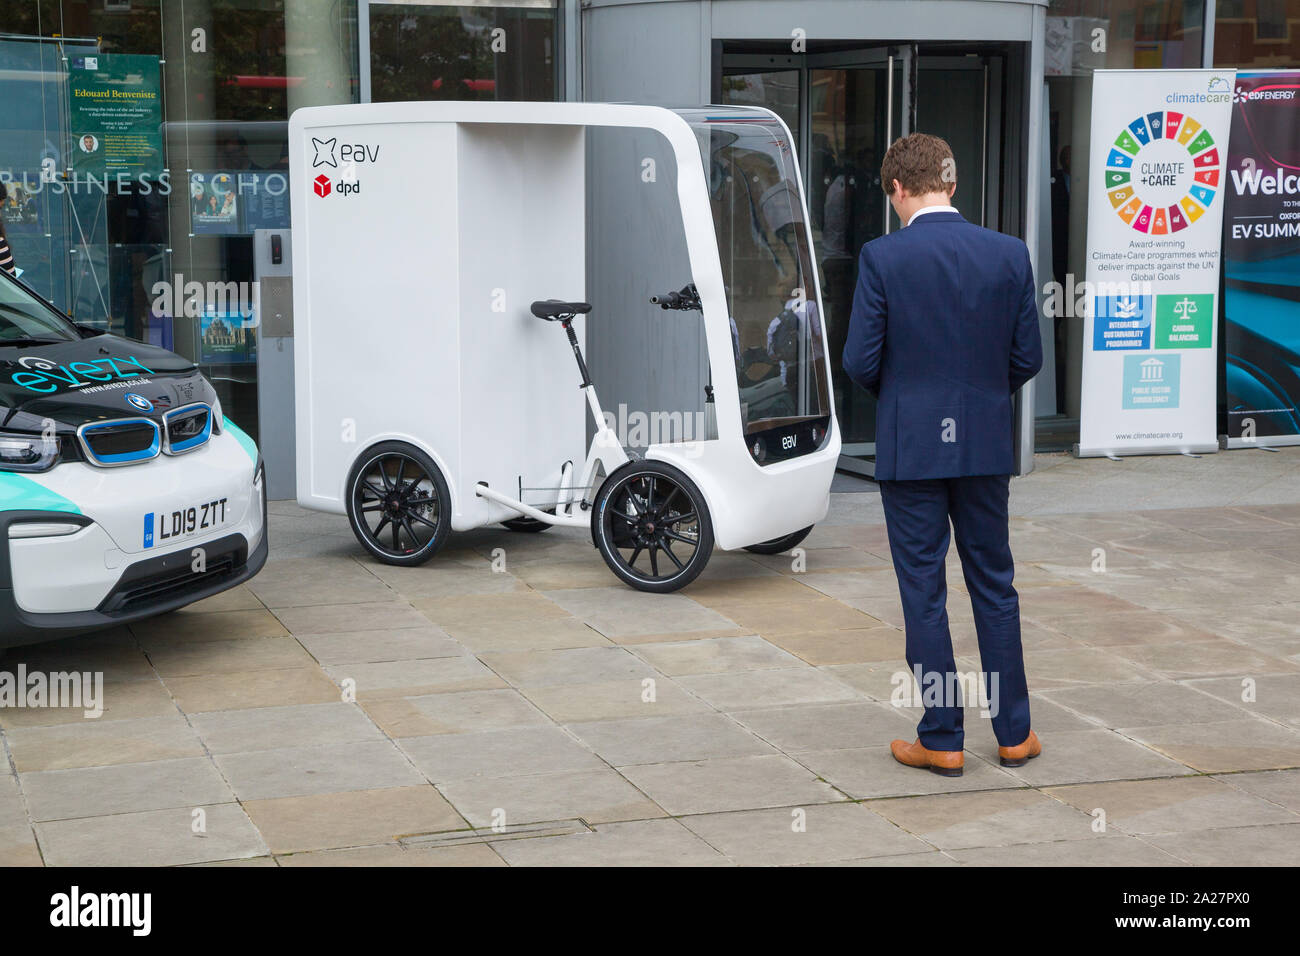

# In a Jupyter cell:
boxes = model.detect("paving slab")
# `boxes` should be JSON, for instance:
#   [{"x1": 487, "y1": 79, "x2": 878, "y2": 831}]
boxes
[
  {"x1": 21, "y1": 757, "x2": 233, "y2": 822},
  {"x1": 1211, "y1": 768, "x2": 1300, "y2": 811},
  {"x1": 729, "y1": 701, "x2": 915, "y2": 753},
  {"x1": 399, "y1": 726, "x2": 606, "y2": 782},
  {"x1": 275, "y1": 843, "x2": 504, "y2": 866},
  {"x1": 273, "y1": 601, "x2": 432, "y2": 635},
  {"x1": 1041, "y1": 681, "x2": 1249, "y2": 729},
  {"x1": 618, "y1": 754, "x2": 845, "y2": 815},
  {"x1": 437, "y1": 768, "x2": 666, "y2": 827},
  {"x1": 1122, "y1": 719, "x2": 1300, "y2": 773},
  {"x1": 543, "y1": 587, "x2": 741, "y2": 640},
  {"x1": 865, "y1": 788, "x2": 1103, "y2": 850},
  {"x1": 1044, "y1": 775, "x2": 1298, "y2": 835},
  {"x1": 519, "y1": 677, "x2": 712, "y2": 723},
  {"x1": 294, "y1": 627, "x2": 466, "y2": 665},
  {"x1": 676, "y1": 667, "x2": 861, "y2": 711},
  {"x1": 242, "y1": 785, "x2": 465, "y2": 854},
  {"x1": 36, "y1": 803, "x2": 266, "y2": 867},
  {"x1": 946, "y1": 834, "x2": 1184, "y2": 866},
  {"x1": 164, "y1": 666, "x2": 342, "y2": 713},
  {"x1": 402, "y1": 689, "x2": 552, "y2": 734},
  {"x1": 190, "y1": 702, "x2": 384, "y2": 754},
  {"x1": 4, "y1": 715, "x2": 205, "y2": 772},
  {"x1": 679, "y1": 802, "x2": 930, "y2": 865},
  {"x1": 566, "y1": 713, "x2": 776, "y2": 766},
  {"x1": 491, "y1": 818, "x2": 728, "y2": 867},
  {"x1": 214, "y1": 740, "x2": 426, "y2": 801},
  {"x1": 627, "y1": 635, "x2": 801, "y2": 676},
  {"x1": 1143, "y1": 821, "x2": 1300, "y2": 865},
  {"x1": 323, "y1": 656, "x2": 507, "y2": 699},
  {"x1": 480, "y1": 646, "x2": 658, "y2": 687}
]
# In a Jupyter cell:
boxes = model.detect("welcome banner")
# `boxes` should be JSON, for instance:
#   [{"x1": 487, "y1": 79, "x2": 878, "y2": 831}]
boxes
[
  {"x1": 1223, "y1": 70, "x2": 1300, "y2": 448},
  {"x1": 1078, "y1": 69, "x2": 1235, "y2": 458}
]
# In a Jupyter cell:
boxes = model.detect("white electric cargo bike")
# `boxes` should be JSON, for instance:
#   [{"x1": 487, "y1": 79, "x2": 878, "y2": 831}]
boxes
[{"x1": 289, "y1": 102, "x2": 840, "y2": 592}]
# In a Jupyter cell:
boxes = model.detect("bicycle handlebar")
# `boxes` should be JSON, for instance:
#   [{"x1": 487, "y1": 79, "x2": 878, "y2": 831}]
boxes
[{"x1": 650, "y1": 284, "x2": 701, "y2": 311}]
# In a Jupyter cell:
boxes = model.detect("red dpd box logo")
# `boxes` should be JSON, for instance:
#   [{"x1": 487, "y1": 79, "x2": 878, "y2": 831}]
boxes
[{"x1": 313, "y1": 173, "x2": 332, "y2": 198}]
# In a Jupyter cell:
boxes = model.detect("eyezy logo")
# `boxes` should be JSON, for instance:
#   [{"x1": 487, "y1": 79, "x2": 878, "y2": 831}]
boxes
[{"x1": 9, "y1": 355, "x2": 155, "y2": 394}]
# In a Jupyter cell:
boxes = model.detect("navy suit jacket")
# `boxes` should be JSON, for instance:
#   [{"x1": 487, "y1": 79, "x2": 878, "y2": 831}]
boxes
[{"x1": 842, "y1": 211, "x2": 1043, "y2": 481}]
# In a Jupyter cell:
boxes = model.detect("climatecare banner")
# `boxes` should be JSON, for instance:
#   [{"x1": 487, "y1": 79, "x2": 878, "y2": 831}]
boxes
[
  {"x1": 1223, "y1": 70, "x2": 1300, "y2": 447},
  {"x1": 1079, "y1": 69, "x2": 1235, "y2": 458}
]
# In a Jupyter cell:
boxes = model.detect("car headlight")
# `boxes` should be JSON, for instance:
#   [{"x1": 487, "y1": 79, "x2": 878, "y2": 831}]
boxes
[
  {"x1": 0, "y1": 431, "x2": 61, "y2": 473},
  {"x1": 211, "y1": 395, "x2": 225, "y2": 435},
  {"x1": 8, "y1": 520, "x2": 86, "y2": 539}
]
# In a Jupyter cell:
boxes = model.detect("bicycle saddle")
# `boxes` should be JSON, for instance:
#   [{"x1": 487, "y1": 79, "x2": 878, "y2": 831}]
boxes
[{"x1": 530, "y1": 299, "x2": 592, "y2": 320}]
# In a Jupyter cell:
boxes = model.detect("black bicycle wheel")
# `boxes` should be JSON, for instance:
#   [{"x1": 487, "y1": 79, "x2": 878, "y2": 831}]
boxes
[
  {"x1": 594, "y1": 461, "x2": 713, "y2": 592},
  {"x1": 744, "y1": 525, "x2": 814, "y2": 555},
  {"x1": 346, "y1": 442, "x2": 451, "y2": 566}
]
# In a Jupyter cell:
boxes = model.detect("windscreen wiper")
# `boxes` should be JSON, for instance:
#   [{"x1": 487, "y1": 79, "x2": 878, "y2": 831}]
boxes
[{"x1": 0, "y1": 336, "x2": 69, "y2": 347}]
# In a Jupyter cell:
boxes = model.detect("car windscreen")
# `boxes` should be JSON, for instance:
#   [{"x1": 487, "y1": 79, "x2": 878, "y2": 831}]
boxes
[
  {"x1": 0, "y1": 273, "x2": 80, "y2": 343},
  {"x1": 680, "y1": 109, "x2": 832, "y2": 439}
]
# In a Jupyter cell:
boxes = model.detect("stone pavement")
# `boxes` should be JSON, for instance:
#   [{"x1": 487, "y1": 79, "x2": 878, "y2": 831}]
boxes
[{"x1": 2, "y1": 449, "x2": 1298, "y2": 866}]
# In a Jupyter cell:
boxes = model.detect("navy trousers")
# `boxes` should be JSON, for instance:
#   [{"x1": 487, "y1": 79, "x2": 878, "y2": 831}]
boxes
[{"x1": 877, "y1": 475, "x2": 1031, "y2": 752}]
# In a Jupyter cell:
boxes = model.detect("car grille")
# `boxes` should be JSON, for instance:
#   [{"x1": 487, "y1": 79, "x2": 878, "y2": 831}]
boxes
[
  {"x1": 78, "y1": 418, "x2": 161, "y2": 466},
  {"x1": 164, "y1": 403, "x2": 213, "y2": 454},
  {"x1": 98, "y1": 535, "x2": 247, "y2": 614}
]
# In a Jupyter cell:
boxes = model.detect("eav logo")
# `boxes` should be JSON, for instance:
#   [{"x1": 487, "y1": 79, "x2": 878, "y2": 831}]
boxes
[{"x1": 312, "y1": 137, "x2": 337, "y2": 168}]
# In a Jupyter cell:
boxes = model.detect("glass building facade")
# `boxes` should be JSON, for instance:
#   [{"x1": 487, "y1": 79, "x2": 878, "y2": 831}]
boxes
[{"x1": 0, "y1": 0, "x2": 560, "y2": 446}]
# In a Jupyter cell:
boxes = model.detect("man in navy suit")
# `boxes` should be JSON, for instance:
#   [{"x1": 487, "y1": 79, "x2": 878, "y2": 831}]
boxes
[{"x1": 843, "y1": 133, "x2": 1043, "y2": 777}]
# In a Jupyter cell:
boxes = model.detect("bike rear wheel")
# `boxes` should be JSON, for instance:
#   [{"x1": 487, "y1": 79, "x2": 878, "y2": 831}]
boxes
[{"x1": 593, "y1": 461, "x2": 713, "y2": 593}]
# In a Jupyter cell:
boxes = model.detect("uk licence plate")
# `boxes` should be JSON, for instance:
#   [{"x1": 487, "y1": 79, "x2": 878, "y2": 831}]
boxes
[{"x1": 143, "y1": 497, "x2": 229, "y2": 548}]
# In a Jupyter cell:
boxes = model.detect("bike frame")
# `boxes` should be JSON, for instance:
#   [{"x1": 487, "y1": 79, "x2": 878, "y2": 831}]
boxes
[{"x1": 473, "y1": 318, "x2": 629, "y2": 528}]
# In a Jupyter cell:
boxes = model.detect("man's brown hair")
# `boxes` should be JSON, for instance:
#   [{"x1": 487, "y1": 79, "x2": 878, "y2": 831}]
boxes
[{"x1": 880, "y1": 133, "x2": 955, "y2": 196}]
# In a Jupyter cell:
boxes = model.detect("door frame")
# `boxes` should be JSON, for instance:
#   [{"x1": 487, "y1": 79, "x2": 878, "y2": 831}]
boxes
[
  {"x1": 719, "y1": 44, "x2": 1012, "y2": 478},
  {"x1": 720, "y1": 46, "x2": 910, "y2": 476}
]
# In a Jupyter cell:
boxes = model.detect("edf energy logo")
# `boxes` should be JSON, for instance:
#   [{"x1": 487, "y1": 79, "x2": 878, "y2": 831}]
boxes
[
  {"x1": 1102, "y1": 109, "x2": 1220, "y2": 234},
  {"x1": 9, "y1": 354, "x2": 155, "y2": 393},
  {"x1": 309, "y1": 136, "x2": 378, "y2": 199}
]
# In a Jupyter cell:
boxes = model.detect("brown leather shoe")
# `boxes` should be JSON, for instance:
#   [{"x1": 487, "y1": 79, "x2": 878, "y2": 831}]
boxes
[
  {"x1": 998, "y1": 730, "x2": 1042, "y2": 767},
  {"x1": 890, "y1": 738, "x2": 964, "y2": 777}
]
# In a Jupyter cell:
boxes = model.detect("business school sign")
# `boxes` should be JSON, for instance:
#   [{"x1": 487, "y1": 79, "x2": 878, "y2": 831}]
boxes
[
  {"x1": 1079, "y1": 69, "x2": 1235, "y2": 458},
  {"x1": 1222, "y1": 71, "x2": 1300, "y2": 448}
]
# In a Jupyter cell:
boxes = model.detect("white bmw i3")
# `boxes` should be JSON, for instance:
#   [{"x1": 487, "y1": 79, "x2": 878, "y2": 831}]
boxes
[{"x1": 0, "y1": 271, "x2": 266, "y2": 647}]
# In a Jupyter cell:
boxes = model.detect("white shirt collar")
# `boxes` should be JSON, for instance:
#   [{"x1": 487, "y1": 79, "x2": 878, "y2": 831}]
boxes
[{"x1": 906, "y1": 204, "x2": 960, "y2": 227}]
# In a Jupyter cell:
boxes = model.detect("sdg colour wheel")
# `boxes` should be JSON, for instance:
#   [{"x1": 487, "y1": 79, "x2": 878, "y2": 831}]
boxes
[{"x1": 1102, "y1": 110, "x2": 1221, "y2": 235}]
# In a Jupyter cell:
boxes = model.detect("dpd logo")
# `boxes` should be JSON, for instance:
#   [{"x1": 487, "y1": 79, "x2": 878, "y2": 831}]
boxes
[{"x1": 311, "y1": 172, "x2": 359, "y2": 198}]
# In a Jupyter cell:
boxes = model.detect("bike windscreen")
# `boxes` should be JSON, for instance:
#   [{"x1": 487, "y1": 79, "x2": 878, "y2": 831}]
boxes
[{"x1": 678, "y1": 108, "x2": 832, "y2": 464}]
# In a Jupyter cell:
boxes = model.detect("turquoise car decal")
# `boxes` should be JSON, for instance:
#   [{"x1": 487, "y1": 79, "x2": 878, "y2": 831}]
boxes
[
  {"x1": 0, "y1": 473, "x2": 81, "y2": 514},
  {"x1": 224, "y1": 417, "x2": 259, "y2": 464}
]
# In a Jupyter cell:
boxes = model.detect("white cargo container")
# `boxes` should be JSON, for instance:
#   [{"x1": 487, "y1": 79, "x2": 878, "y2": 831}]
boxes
[{"x1": 289, "y1": 101, "x2": 839, "y2": 592}]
